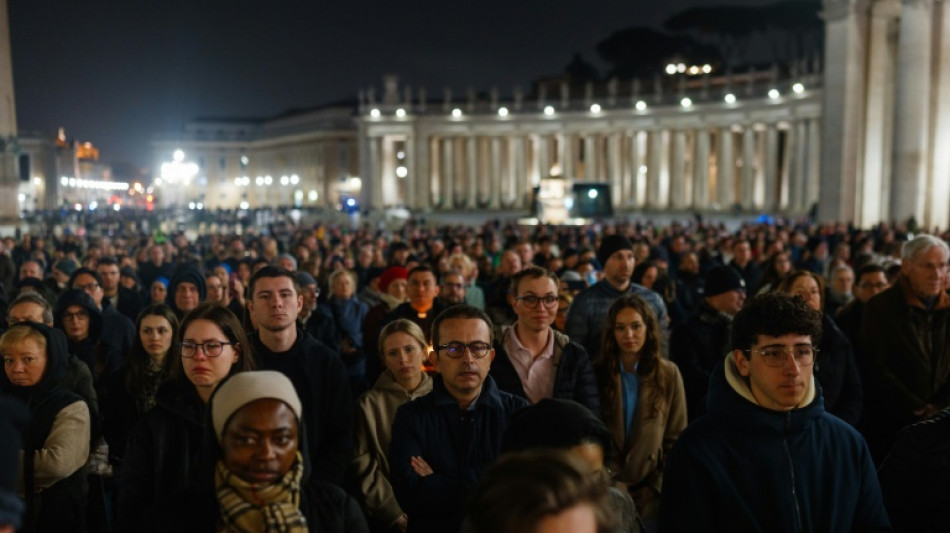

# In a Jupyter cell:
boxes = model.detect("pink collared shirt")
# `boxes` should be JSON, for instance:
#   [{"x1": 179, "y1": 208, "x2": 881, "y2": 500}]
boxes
[{"x1": 503, "y1": 324, "x2": 555, "y2": 404}]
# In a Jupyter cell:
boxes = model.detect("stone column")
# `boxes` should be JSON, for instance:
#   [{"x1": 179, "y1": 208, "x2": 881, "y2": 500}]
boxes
[
  {"x1": 559, "y1": 133, "x2": 575, "y2": 179},
  {"x1": 819, "y1": 0, "x2": 867, "y2": 223},
  {"x1": 584, "y1": 134, "x2": 597, "y2": 181},
  {"x1": 380, "y1": 136, "x2": 396, "y2": 208},
  {"x1": 741, "y1": 127, "x2": 756, "y2": 209},
  {"x1": 789, "y1": 121, "x2": 808, "y2": 212},
  {"x1": 607, "y1": 133, "x2": 622, "y2": 208},
  {"x1": 441, "y1": 137, "x2": 454, "y2": 209},
  {"x1": 490, "y1": 137, "x2": 502, "y2": 208},
  {"x1": 670, "y1": 130, "x2": 687, "y2": 208},
  {"x1": 629, "y1": 132, "x2": 642, "y2": 207},
  {"x1": 693, "y1": 129, "x2": 710, "y2": 208},
  {"x1": 717, "y1": 128, "x2": 735, "y2": 209},
  {"x1": 859, "y1": 0, "x2": 900, "y2": 226},
  {"x1": 763, "y1": 124, "x2": 779, "y2": 211},
  {"x1": 466, "y1": 136, "x2": 477, "y2": 208},
  {"x1": 806, "y1": 119, "x2": 822, "y2": 209},
  {"x1": 0, "y1": 0, "x2": 17, "y2": 221},
  {"x1": 512, "y1": 136, "x2": 527, "y2": 208},
  {"x1": 647, "y1": 130, "x2": 670, "y2": 208},
  {"x1": 891, "y1": 0, "x2": 933, "y2": 223},
  {"x1": 929, "y1": 0, "x2": 950, "y2": 228}
]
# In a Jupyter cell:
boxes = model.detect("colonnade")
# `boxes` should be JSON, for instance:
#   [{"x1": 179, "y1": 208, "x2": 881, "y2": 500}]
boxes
[{"x1": 361, "y1": 111, "x2": 823, "y2": 216}]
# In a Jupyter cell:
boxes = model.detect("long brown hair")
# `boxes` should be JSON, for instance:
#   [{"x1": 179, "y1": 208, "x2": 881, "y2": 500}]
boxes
[
  {"x1": 595, "y1": 295, "x2": 666, "y2": 422},
  {"x1": 126, "y1": 303, "x2": 179, "y2": 395}
]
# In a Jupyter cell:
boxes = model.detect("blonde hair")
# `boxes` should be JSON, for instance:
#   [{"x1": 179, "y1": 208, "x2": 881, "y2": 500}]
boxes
[
  {"x1": 0, "y1": 324, "x2": 48, "y2": 356},
  {"x1": 378, "y1": 319, "x2": 427, "y2": 359}
]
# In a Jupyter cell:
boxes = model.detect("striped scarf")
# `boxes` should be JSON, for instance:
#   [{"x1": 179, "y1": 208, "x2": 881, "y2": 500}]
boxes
[{"x1": 215, "y1": 452, "x2": 309, "y2": 532}]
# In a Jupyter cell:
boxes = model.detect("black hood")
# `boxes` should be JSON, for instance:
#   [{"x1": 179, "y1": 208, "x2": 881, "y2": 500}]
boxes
[
  {"x1": 54, "y1": 289, "x2": 104, "y2": 342},
  {"x1": 167, "y1": 263, "x2": 207, "y2": 314},
  {"x1": 0, "y1": 321, "x2": 72, "y2": 398}
]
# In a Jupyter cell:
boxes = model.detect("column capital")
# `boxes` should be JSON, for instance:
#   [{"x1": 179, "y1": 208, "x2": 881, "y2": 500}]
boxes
[
  {"x1": 821, "y1": 0, "x2": 870, "y2": 21},
  {"x1": 871, "y1": 0, "x2": 902, "y2": 17}
]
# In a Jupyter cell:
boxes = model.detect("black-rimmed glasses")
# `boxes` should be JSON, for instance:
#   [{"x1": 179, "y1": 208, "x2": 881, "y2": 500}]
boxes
[
  {"x1": 435, "y1": 341, "x2": 492, "y2": 359},
  {"x1": 179, "y1": 341, "x2": 234, "y2": 359},
  {"x1": 515, "y1": 295, "x2": 558, "y2": 309}
]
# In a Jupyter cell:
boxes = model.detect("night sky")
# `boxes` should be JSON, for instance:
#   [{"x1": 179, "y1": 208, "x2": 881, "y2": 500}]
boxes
[{"x1": 8, "y1": 0, "x2": 763, "y2": 171}]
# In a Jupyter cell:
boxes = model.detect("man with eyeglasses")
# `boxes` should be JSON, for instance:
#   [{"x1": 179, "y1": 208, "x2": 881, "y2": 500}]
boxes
[
  {"x1": 660, "y1": 292, "x2": 890, "y2": 531},
  {"x1": 489, "y1": 266, "x2": 599, "y2": 413},
  {"x1": 295, "y1": 271, "x2": 340, "y2": 354},
  {"x1": 390, "y1": 305, "x2": 528, "y2": 533},
  {"x1": 861, "y1": 234, "x2": 950, "y2": 463},
  {"x1": 834, "y1": 264, "x2": 888, "y2": 387}
]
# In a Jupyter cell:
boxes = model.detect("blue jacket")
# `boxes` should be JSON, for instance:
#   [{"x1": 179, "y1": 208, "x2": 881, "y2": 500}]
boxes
[
  {"x1": 565, "y1": 280, "x2": 669, "y2": 359},
  {"x1": 390, "y1": 375, "x2": 528, "y2": 533},
  {"x1": 658, "y1": 356, "x2": 890, "y2": 533}
]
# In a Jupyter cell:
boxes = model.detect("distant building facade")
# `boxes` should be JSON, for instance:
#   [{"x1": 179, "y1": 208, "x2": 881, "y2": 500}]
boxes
[{"x1": 151, "y1": 0, "x2": 950, "y2": 229}]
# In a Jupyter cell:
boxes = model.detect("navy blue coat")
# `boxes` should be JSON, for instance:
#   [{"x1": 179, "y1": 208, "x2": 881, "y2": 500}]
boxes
[
  {"x1": 390, "y1": 375, "x2": 528, "y2": 533},
  {"x1": 659, "y1": 358, "x2": 890, "y2": 532}
]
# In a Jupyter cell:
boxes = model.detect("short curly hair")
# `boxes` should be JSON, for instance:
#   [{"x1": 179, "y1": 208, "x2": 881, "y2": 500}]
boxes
[{"x1": 730, "y1": 292, "x2": 822, "y2": 351}]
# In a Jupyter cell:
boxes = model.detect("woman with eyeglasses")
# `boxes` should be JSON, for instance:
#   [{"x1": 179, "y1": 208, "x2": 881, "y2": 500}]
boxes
[
  {"x1": 100, "y1": 304, "x2": 179, "y2": 466},
  {"x1": 594, "y1": 295, "x2": 686, "y2": 527},
  {"x1": 114, "y1": 303, "x2": 254, "y2": 532},
  {"x1": 352, "y1": 320, "x2": 433, "y2": 532},
  {"x1": 776, "y1": 271, "x2": 863, "y2": 426}
]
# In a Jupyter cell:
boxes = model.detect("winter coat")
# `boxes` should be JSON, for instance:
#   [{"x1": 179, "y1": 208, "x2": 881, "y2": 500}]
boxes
[
  {"x1": 249, "y1": 328, "x2": 353, "y2": 485},
  {"x1": 670, "y1": 301, "x2": 732, "y2": 420},
  {"x1": 352, "y1": 371, "x2": 433, "y2": 527},
  {"x1": 598, "y1": 357, "x2": 686, "y2": 519},
  {"x1": 860, "y1": 276, "x2": 950, "y2": 458},
  {"x1": 490, "y1": 326, "x2": 600, "y2": 414},
  {"x1": 0, "y1": 322, "x2": 90, "y2": 533},
  {"x1": 816, "y1": 314, "x2": 863, "y2": 426},
  {"x1": 390, "y1": 375, "x2": 528, "y2": 533},
  {"x1": 658, "y1": 355, "x2": 891, "y2": 532},
  {"x1": 114, "y1": 380, "x2": 206, "y2": 533}
]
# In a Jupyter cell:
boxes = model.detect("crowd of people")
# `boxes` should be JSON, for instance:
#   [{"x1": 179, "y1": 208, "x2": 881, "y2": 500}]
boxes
[{"x1": 1, "y1": 211, "x2": 949, "y2": 532}]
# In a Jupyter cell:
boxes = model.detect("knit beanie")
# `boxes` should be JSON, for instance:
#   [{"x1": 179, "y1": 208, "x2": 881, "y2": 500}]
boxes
[
  {"x1": 703, "y1": 265, "x2": 746, "y2": 296},
  {"x1": 379, "y1": 266, "x2": 409, "y2": 293},
  {"x1": 211, "y1": 371, "x2": 303, "y2": 443},
  {"x1": 596, "y1": 234, "x2": 634, "y2": 267}
]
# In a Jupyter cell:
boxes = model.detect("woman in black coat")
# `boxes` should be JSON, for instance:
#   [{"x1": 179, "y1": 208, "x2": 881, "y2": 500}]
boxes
[
  {"x1": 100, "y1": 304, "x2": 179, "y2": 465},
  {"x1": 114, "y1": 303, "x2": 254, "y2": 532}
]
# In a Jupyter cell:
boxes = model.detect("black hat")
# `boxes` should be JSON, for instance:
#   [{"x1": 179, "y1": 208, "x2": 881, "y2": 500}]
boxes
[
  {"x1": 703, "y1": 266, "x2": 746, "y2": 297},
  {"x1": 597, "y1": 234, "x2": 634, "y2": 267}
]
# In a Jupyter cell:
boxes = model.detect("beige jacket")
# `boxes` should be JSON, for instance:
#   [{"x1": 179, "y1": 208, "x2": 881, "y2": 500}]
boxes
[
  {"x1": 604, "y1": 358, "x2": 687, "y2": 519},
  {"x1": 19, "y1": 400, "x2": 90, "y2": 493},
  {"x1": 352, "y1": 370, "x2": 433, "y2": 526}
]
